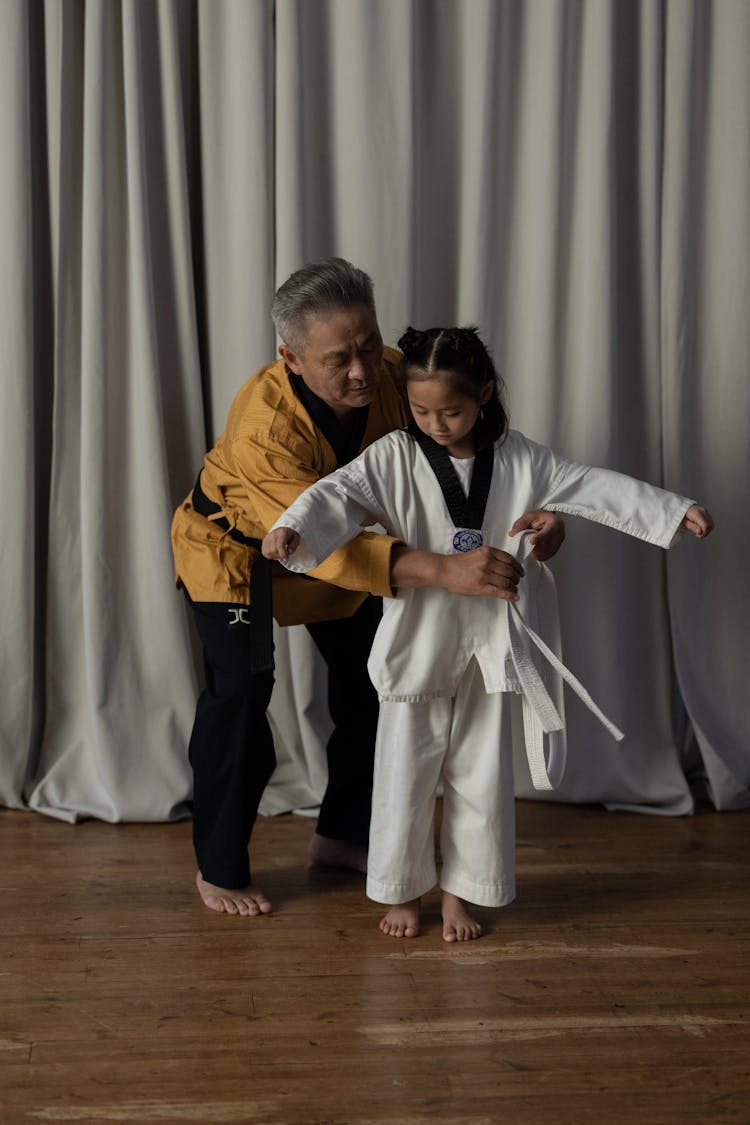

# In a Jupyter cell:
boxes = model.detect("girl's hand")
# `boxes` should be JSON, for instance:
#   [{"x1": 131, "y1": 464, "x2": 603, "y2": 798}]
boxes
[
  {"x1": 508, "y1": 510, "x2": 566, "y2": 561},
  {"x1": 262, "y1": 527, "x2": 301, "y2": 561},
  {"x1": 681, "y1": 505, "x2": 714, "y2": 539}
]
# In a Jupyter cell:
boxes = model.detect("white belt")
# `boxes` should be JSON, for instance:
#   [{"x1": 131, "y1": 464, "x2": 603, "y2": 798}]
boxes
[{"x1": 507, "y1": 559, "x2": 624, "y2": 791}]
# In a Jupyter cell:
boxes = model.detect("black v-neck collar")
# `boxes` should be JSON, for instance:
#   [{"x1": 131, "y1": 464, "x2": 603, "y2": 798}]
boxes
[
  {"x1": 289, "y1": 372, "x2": 370, "y2": 467},
  {"x1": 410, "y1": 423, "x2": 494, "y2": 529}
]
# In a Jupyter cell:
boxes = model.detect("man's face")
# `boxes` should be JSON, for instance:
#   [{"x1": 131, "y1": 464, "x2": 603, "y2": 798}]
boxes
[{"x1": 280, "y1": 305, "x2": 383, "y2": 418}]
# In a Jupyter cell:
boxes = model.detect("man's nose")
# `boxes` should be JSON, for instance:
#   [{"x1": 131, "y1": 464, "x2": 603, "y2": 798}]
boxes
[{"x1": 348, "y1": 355, "x2": 368, "y2": 382}]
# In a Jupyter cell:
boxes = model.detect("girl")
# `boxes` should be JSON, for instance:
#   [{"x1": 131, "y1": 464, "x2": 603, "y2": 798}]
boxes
[{"x1": 263, "y1": 327, "x2": 713, "y2": 942}]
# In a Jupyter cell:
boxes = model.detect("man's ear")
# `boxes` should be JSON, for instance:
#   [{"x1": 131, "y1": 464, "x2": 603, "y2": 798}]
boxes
[{"x1": 279, "y1": 344, "x2": 304, "y2": 375}]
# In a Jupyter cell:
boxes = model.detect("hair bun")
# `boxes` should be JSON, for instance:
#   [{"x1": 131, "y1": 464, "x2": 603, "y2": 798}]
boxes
[{"x1": 397, "y1": 326, "x2": 426, "y2": 356}]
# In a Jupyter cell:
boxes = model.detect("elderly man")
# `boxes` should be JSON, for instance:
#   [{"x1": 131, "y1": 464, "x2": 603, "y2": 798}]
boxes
[{"x1": 171, "y1": 258, "x2": 565, "y2": 915}]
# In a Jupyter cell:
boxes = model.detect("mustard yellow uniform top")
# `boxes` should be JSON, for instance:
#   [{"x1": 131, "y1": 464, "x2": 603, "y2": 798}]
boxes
[{"x1": 171, "y1": 347, "x2": 409, "y2": 626}]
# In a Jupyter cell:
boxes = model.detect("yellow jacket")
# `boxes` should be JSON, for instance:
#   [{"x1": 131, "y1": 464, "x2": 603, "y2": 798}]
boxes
[{"x1": 171, "y1": 347, "x2": 409, "y2": 625}]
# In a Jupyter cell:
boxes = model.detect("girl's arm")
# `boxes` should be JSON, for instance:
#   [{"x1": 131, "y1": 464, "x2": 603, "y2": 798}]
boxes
[{"x1": 519, "y1": 436, "x2": 713, "y2": 549}]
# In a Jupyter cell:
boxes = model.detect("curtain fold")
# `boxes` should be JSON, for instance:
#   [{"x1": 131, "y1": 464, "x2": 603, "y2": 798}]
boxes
[
  {"x1": 1, "y1": 0, "x2": 38, "y2": 809},
  {"x1": 1, "y1": 0, "x2": 747, "y2": 822},
  {"x1": 661, "y1": 0, "x2": 750, "y2": 807}
]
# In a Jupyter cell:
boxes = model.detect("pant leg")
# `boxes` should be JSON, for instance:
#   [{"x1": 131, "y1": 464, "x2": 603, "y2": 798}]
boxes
[
  {"x1": 188, "y1": 600, "x2": 276, "y2": 889},
  {"x1": 366, "y1": 695, "x2": 453, "y2": 904},
  {"x1": 439, "y1": 661, "x2": 517, "y2": 908},
  {"x1": 305, "y1": 596, "x2": 382, "y2": 846}
]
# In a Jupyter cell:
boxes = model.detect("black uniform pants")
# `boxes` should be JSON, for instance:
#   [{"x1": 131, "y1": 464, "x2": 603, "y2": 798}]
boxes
[{"x1": 187, "y1": 595, "x2": 382, "y2": 889}]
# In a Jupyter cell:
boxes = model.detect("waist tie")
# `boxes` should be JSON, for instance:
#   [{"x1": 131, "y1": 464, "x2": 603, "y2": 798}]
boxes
[
  {"x1": 507, "y1": 566, "x2": 624, "y2": 792},
  {"x1": 192, "y1": 471, "x2": 275, "y2": 674}
]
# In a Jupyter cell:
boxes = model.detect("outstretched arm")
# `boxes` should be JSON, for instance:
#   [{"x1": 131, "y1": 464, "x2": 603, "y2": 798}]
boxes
[{"x1": 680, "y1": 505, "x2": 714, "y2": 539}]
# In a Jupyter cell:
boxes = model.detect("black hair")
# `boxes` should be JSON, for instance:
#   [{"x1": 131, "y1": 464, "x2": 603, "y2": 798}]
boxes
[{"x1": 396, "y1": 326, "x2": 509, "y2": 449}]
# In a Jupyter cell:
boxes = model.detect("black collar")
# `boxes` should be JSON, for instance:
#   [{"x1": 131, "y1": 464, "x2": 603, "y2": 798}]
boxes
[
  {"x1": 289, "y1": 372, "x2": 370, "y2": 468},
  {"x1": 409, "y1": 423, "x2": 494, "y2": 529}
]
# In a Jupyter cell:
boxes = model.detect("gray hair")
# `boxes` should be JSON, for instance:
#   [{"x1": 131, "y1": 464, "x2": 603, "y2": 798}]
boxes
[{"x1": 270, "y1": 257, "x2": 376, "y2": 353}]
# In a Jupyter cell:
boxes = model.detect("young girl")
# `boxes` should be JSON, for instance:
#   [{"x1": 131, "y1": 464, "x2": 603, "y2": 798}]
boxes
[{"x1": 262, "y1": 326, "x2": 713, "y2": 942}]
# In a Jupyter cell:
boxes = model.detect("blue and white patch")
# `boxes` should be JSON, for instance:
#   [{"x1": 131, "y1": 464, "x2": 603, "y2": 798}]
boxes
[{"x1": 452, "y1": 528, "x2": 484, "y2": 552}]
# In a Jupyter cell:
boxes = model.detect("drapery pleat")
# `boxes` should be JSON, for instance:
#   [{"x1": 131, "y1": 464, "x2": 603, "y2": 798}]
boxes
[
  {"x1": 661, "y1": 0, "x2": 750, "y2": 808},
  {"x1": 1, "y1": 0, "x2": 747, "y2": 822}
]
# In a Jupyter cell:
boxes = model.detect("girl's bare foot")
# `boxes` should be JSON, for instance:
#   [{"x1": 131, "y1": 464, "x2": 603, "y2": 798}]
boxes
[
  {"x1": 441, "y1": 891, "x2": 483, "y2": 942},
  {"x1": 379, "y1": 897, "x2": 421, "y2": 938},
  {"x1": 196, "y1": 871, "x2": 272, "y2": 916},
  {"x1": 307, "y1": 832, "x2": 368, "y2": 873}
]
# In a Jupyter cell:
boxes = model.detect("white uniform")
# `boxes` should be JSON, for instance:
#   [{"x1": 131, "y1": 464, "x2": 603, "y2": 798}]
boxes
[{"x1": 272, "y1": 428, "x2": 693, "y2": 906}]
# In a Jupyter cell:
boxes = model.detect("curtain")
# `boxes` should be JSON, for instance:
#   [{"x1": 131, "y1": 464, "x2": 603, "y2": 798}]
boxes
[{"x1": 1, "y1": 0, "x2": 747, "y2": 823}]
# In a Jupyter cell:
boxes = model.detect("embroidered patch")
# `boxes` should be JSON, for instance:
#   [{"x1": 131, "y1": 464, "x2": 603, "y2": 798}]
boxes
[{"x1": 452, "y1": 529, "x2": 484, "y2": 552}]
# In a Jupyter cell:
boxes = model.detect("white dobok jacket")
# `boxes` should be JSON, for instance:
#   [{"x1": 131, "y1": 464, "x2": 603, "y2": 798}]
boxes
[{"x1": 272, "y1": 428, "x2": 694, "y2": 792}]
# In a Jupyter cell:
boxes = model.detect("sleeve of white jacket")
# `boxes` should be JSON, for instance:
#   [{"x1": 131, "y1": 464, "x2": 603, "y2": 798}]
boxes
[
  {"x1": 269, "y1": 460, "x2": 391, "y2": 573},
  {"x1": 526, "y1": 437, "x2": 694, "y2": 549}
]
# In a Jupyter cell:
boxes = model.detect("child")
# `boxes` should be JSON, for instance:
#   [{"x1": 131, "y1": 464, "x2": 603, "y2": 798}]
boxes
[{"x1": 262, "y1": 326, "x2": 713, "y2": 942}]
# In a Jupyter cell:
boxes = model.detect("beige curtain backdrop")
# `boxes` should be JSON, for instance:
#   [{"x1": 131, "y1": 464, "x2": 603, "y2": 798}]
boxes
[{"x1": 1, "y1": 0, "x2": 747, "y2": 825}]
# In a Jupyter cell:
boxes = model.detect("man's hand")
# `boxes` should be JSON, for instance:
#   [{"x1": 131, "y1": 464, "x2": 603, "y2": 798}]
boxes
[
  {"x1": 391, "y1": 543, "x2": 524, "y2": 601},
  {"x1": 435, "y1": 547, "x2": 525, "y2": 601},
  {"x1": 262, "y1": 527, "x2": 300, "y2": 561},
  {"x1": 508, "y1": 510, "x2": 566, "y2": 561},
  {"x1": 680, "y1": 504, "x2": 714, "y2": 539}
]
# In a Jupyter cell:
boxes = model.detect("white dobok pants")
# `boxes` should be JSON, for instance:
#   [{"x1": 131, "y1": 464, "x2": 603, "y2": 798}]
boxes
[{"x1": 366, "y1": 658, "x2": 519, "y2": 908}]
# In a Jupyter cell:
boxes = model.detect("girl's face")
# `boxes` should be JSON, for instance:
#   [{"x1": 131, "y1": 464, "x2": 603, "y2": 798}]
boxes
[{"x1": 406, "y1": 368, "x2": 493, "y2": 458}]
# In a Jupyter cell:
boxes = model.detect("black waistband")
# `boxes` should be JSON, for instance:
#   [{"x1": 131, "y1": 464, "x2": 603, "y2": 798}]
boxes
[
  {"x1": 192, "y1": 471, "x2": 274, "y2": 673},
  {"x1": 192, "y1": 471, "x2": 263, "y2": 550}
]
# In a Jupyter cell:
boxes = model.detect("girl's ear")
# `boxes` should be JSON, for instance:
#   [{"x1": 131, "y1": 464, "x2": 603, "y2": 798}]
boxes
[{"x1": 479, "y1": 380, "x2": 495, "y2": 405}]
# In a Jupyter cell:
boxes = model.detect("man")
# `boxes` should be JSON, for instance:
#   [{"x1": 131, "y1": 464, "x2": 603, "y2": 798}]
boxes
[{"x1": 171, "y1": 257, "x2": 565, "y2": 916}]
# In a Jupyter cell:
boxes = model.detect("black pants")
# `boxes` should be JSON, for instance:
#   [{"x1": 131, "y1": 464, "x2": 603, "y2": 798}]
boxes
[{"x1": 187, "y1": 596, "x2": 382, "y2": 888}]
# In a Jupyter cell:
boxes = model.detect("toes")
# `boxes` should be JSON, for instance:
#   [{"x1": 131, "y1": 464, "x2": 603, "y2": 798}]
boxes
[
  {"x1": 443, "y1": 919, "x2": 483, "y2": 941},
  {"x1": 379, "y1": 917, "x2": 415, "y2": 937},
  {"x1": 203, "y1": 894, "x2": 226, "y2": 914}
]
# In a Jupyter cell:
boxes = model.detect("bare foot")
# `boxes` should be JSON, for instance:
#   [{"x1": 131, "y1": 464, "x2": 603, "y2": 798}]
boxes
[
  {"x1": 441, "y1": 891, "x2": 483, "y2": 942},
  {"x1": 307, "y1": 832, "x2": 368, "y2": 874},
  {"x1": 196, "y1": 871, "x2": 272, "y2": 916},
  {"x1": 379, "y1": 898, "x2": 421, "y2": 938}
]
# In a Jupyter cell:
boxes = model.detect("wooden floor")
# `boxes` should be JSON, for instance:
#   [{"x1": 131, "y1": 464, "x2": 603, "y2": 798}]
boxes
[{"x1": 1, "y1": 801, "x2": 749, "y2": 1125}]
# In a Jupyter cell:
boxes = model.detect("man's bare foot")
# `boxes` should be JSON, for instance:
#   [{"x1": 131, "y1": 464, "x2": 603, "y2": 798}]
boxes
[
  {"x1": 379, "y1": 898, "x2": 421, "y2": 938},
  {"x1": 196, "y1": 871, "x2": 272, "y2": 916},
  {"x1": 307, "y1": 832, "x2": 368, "y2": 873},
  {"x1": 442, "y1": 891, "x2": 483, "y2": 942}
]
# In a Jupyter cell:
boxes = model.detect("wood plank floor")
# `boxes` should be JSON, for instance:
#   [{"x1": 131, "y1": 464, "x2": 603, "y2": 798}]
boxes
[{"x1": 1, "y1": 801, "x2": 748, "y2": 1124}]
